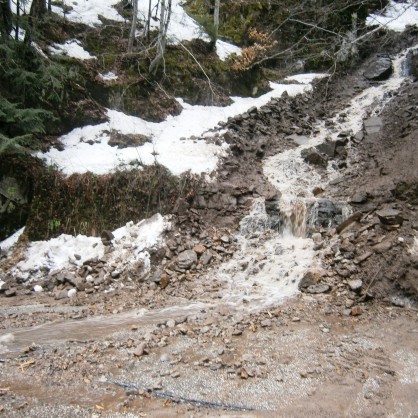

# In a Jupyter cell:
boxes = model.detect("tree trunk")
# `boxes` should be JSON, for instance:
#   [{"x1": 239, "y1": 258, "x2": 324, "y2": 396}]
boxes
[
  {"x1": 149, "y1": 0, "x2": 172, "y2": 74},
  {"x1": 0, "y1": 0, "x2": 12, "y2": 40},
  {"x1": 214, "y1": 0, "x2": 220, "y2": 41},
  {"x1": 127, "y1": 0, "x2": 138, "y2": 53},
  {"x1": 15, "y1": 0, "x2": 19, "y2": 40},
  {"x1": 145, "y1": 0, "x2": 152, "y2": 40}
]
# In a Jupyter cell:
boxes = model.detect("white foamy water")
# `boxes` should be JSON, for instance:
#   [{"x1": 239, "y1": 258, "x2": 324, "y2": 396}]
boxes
[
  {"x1": 264, "y1": 46, "x2": 416, "y2": 193},
  {"x1": 210, "y1": 199, "x2": 315, "y2": 310}
]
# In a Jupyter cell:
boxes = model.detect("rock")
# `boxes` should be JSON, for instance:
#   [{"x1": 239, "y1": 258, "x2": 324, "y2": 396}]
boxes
[
  {"x1": 316, "y1": 140, "x2": 337, "y2": 158},
  {"x1": 55, "y1": 290, "x2": 68, "y2": 300},
  {"x1": 350, "y1": 306, "x2": 362, "y2": 316},
  {"x1": 177, "y1": 250, "x2": 197, "y2": 269},
  {"x1": 220, "y1": 235, "x2": 230, "y2": 244},
  {"x1": 350, "y1": 191, "x2": 368, "y2": 204},
  {"x1": 298, "y1": 268, "x2": 325, "y2": 290},
  {"x1": 363, "y1": 57, "x2": 393, "y2": 81},
  {"x1": 305, "y1": 284, "x2": 330, "y2": 294},
  {"x1": 353, "y1": 131, "x2": 364, "y2": 143},
  {"x1": 5, "y1": 288, "x2": 16, "y2": 297},
  {"x1": 364, "y1": 117, "x2": 383, "y2": 135},
  {"x1": 101, "y1": 230, "x2": 114, "y2": 245},
  {"x1": 67, "y1": 275, "x2": 85, "y2": 291},
  {"x1": 354, "y1": 251, "x2": 373, "y2": 265},
  {"x1": 33, "y1": 285, "x2": 43, "y2": 292},
  {"x1": 373, "y1": 240, "x2": 392, "y2": 253},
  {"x1": 376, "y1": 208, "x2": 403, "y2": 226},
  {"x1": 336, "y1": 212, "x2": 362, "y2": 234},
  {"x1": 193, "y1": 244, "x2": 206, "y2": 255},
  {"x1": 348, "y1": 279, "x2": 363, "y2": 292},
  {"x1": 108, "y1": 132, "x2": 151, "y2": 149},
  {"x1": 301, "y1": 147, "x2": 328, "y2": 167},
  {"x1": 166, "y1": 319, "x2": 176, "y2": 328},
  {"x1": 133, "y1": 342, "x2": 147, "y2": 357},
  {"x1": 173, "y1": 197, "x2": 189, "y2": 215},
  {"x1": 200, "y1": 251, "x2": 213, "y2": 265},
  {"x1": 311, "y1": 233, "x2": 322, "y2": 244},
  {"x1": 260, "y1": 319, "x2": 272, "y2": 327},
  {"x1": 160, "y1": 274, "x2": 170, "y2": 289},
  {"x1": 111, "y1": 270, "x2": 121, "y2": 279},
  {"x1": 67, "y1": 288, "x2": 77, "y2": 298}
]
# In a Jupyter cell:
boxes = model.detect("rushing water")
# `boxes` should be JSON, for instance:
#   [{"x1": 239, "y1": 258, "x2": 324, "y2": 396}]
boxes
[{"x1": 1, "y1": 45, "x2": 416, "y2": 354}]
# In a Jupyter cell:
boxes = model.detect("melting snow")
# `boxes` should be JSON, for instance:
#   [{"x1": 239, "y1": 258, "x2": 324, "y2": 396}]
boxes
[
  {"x1": 11, "y1": 214, "x2": 169, "y2": 282},
  {"x1": 39, "y1": 82, "x2": 311, "y2": 176},
  {"x1": 366, "y1": 0, "x2": 418, "y2": 32},
  {"x1": 99, "y1": 71, "x2": 119, "y2": 81},
  {"x1": 49, "y1": 39, "x2": 96, "y2": 60},
  {"x1": 216, "y1": 40, "x2": 242, "y2": 61},
  {"x1": 285, "y1": 73, "x2": 329, "y2": 84},
  {"x1": 0, "y1": 227, "x2": 25, "y2": 252}
]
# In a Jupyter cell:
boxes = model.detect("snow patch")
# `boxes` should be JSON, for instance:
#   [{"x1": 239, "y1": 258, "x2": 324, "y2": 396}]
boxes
[
  {"x1": 99, "y1": 71, "x2": 119, "y2": 81},
  {"x1": 366, "y1": 0, "x2": 418, "y2": 32},
  {"x1": 216, "y1": 40, "x2": 242, "y2": 61},
  {"x1": 49, "y1": 39, "x2": 96, "y2": 60},
  {"x1": 0, "y1": 227, "x2": 25, "y2": 252},
  {"x1": 39, "y1": 81, "x2": 311, "y2": 176},
  {"x1": 285, "y1": 73, "x2": 329, "y2": 84},
  {"x1": 11, "y1": 214, "x2": 169, "y2": 282}
]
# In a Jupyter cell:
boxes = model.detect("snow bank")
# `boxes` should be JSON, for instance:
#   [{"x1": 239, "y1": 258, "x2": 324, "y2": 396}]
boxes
[
  {"x1": 11, "y1": 214, "x2": 169, "y2": 282},
  {"x1": 366, "y1": 0, "x2": 418, "y2": 32},
  {"x1": 39, "y1": 81, "x2": 311, "y2": 176}
]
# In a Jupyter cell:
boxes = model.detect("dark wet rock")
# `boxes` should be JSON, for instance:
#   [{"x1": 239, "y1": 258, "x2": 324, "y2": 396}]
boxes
[
  {"x1": 363, "y1": 57, "x2": 393, "y2": 81},
  {"x1": 301, "y1": 147, "x2": 328, "y2": 167},
  {"x1": 101, "y1": 230, "x2": 114, "y2": 245},
  {"x1": 316, "y1": 140, "x2": 337, "y2": 158},
  {"x1": 308, "y1": 199, "x2": 346, "y2": 228},
  {"x1": 177, "y1": 250, "x2": 197, "y2": 269}
]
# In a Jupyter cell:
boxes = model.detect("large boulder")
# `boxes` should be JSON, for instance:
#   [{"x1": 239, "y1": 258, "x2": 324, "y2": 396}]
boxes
[{"x1": 363, "y1": 56, "x2": 393, "y2": 81}]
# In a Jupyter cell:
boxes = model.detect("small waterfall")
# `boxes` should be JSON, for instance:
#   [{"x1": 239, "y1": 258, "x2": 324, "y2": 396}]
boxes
[{"x1": 278, "y1": 195, "x2": 307, "y2": 237}]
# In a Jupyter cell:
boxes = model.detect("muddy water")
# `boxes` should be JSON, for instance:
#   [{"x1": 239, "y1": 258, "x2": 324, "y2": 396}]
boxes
[
  {"x1": 1, "y1": 302, "x2": 208, "y2": 353},
  {"x1": 1, "y1": 46, "x2": 416, "y2": 357}
]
